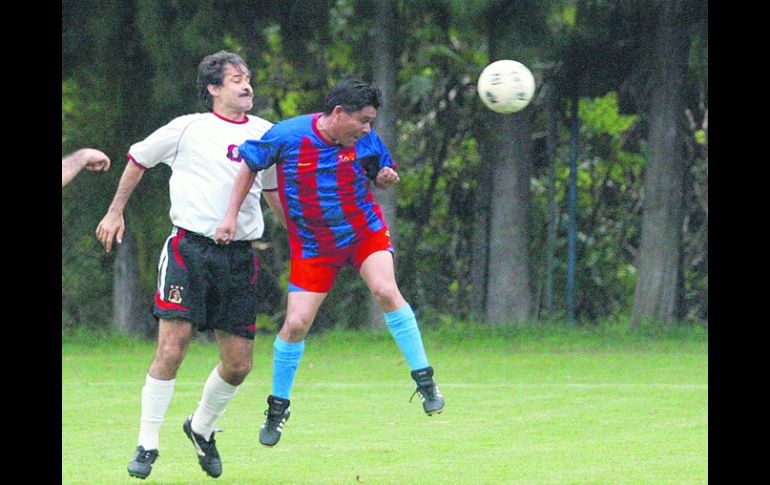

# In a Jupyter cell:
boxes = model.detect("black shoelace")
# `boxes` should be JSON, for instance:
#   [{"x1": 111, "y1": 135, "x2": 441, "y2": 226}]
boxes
[{"x1": 410, "y1": 383, "x2": 437, "y2": 402}]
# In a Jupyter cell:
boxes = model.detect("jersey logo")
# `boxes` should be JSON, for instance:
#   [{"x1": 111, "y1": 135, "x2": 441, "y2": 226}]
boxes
[
  {"x1": 226, "y1": 144, "x2": 243, "y2": 162},
  {"x1": 338, "y1": 147, "x2": 356, "y2": 164}
]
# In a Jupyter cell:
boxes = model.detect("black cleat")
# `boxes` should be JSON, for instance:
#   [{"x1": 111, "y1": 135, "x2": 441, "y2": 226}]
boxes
[
  {"x1": 183, "y1": 416, "x2": 222, "y2": 478},
  {"x1": 410, "y1": 366, "x2": 445, "y2": 415},
  {"x1": 260, "y1": 395, "x2": 290, "y2": 447},
  {"x1": 127, "y1": 445, "x2": 158, "y2": 479}
]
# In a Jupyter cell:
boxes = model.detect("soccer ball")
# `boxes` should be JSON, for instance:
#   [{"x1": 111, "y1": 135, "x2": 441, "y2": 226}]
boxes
[{"x1": 477, "y1": 59, "x2": 536, "y2": 114}]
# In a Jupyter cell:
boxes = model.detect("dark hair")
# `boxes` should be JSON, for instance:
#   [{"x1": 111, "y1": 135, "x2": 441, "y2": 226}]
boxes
[
  {"x1": 196, "y1": 51, "x2": 250, "y2": 111},
  {"x1": 321, "y1": 78, "x2": 381, "y2": 114}
]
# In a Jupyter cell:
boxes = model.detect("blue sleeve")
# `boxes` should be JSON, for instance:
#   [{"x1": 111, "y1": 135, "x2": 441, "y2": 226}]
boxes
[
  {"x1": 367, "y1": 130, "x2": 397, "y2": 170},
  {"x1": 238, "y1": 130, "x2": 282, "y2": 172}
]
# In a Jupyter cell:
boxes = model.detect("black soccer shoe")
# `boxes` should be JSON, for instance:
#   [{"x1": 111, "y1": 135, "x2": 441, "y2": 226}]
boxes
[
  {"x1": 127, "y1": 445, "x2": 158, "y2": 479},
  {"x1": 410, "y1": 366, "x2": 445, "y2": 415},
  {"x1": 260, "y1": 395, "x2": 290, "y2": 447},
  {"x1": 183, "y1": 416, "x2": 223, "y2": 478}
]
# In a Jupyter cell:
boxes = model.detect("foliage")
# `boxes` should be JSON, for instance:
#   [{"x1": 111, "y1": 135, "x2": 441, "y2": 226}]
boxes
[{"x1": 62, "y1": 0, "x2": 708, "y2": 331}]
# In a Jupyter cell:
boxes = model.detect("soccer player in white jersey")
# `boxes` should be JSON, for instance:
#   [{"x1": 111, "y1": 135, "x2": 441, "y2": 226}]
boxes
[{"x1": 95, "y1": 51, "x2": 282, "y2": 480}]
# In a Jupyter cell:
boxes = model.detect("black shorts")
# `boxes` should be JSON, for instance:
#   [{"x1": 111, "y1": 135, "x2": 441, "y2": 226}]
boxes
[{"x1": 153, "y1": 227, "x2": 259, "y2": 339}]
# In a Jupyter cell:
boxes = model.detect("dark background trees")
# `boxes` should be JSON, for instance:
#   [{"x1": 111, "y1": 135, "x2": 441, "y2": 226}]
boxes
[{"x1": 62, "y1": 0, "x2": 708, "y2": 335}]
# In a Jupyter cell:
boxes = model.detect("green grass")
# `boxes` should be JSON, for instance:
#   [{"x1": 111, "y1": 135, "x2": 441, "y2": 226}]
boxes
[{"x1": 62, "y1": 323, "x2": 708, "y2": 484}]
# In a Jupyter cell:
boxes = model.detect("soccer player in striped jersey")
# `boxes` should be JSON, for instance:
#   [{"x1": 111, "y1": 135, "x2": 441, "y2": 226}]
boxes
[
  {"x1": 216, "y1": 78, "x2": 444, "y2": 448},
  {"x1": 96, "y1": 51, "x2": 281, "y2": 479}
]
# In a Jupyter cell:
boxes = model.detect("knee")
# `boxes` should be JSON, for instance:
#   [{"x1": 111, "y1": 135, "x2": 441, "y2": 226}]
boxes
[
  {"x1": 155, "y1": 339, "x2": 187, "y2": 367},
  {"x1": 282, "y1": 314, "x2": 311, "y2": 341},
  {"x1": 370, "y1": 283, "x2": 401, "y2": 308},
  {"x1": 220, "y1": 359, "x2": 253, "y2": 385}
]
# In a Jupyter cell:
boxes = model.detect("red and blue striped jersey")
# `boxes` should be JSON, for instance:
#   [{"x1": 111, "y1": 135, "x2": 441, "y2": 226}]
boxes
[{"x1": 238, "y1": 113, "x2": 396, "y2": 258}]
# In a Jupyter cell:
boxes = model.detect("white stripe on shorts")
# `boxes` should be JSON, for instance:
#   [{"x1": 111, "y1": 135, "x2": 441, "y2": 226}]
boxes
[{"x1": 156, "y1": 228, "x2": 177, "y2": 300}]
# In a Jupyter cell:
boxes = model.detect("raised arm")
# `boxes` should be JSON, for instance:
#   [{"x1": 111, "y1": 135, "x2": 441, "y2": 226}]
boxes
[{"x1": 95, "y1": 160, "x2": 145, "y2": 252}]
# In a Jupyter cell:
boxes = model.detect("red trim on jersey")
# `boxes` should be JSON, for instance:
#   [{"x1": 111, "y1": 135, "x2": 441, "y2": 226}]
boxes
[
  {"x1": 312, "y1": 113, "x2": 336, "y2": 146},
  {"x1": 172, "y1": 228, "x2": 186, "y2": 270},
  {"x1": 127, "y1": 153, "x2": 147, "y2": 170},
  {"x1": 213, "y1": 111, "x2": 249, "y2": 124},
  {"x1": 297, "y1": 138, "x2": 337, "y2": 251},
  {"x1": 155, "y1": 291, "x2": 189, "y2": 311}
]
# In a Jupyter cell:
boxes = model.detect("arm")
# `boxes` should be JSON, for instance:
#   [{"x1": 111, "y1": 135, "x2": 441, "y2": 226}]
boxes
[
  {"x1": 262, "y1": 190, "x2": 286, "y2": 229},
  {"x1": 62, "y1": 148, "x2": 111, "y2": 187},
  {"x1": 365, "y1": 131, "x2": 399, "y2": 190},
  {"x1": 95, "y1": 160, "x2": 145, "y2": 252},
  {"x1": 215, "y1": 162, "x2": 257, "y2": 244},
  {"x1": 375, "y1": 166, "x2": 400, "y2": 189}
]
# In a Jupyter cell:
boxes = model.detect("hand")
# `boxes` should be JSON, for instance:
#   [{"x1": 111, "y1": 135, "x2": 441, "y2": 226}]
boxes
[
  {"x1": 78, "y1": 148, "x2": 111, "y2": 172},
  {"x1": 95, "y1": 211, "x2": 125, "y2": 253},
  {"x1": 215, "y1": 216, "x2": 237, "y2": 245},
  {"x1": 375, "y1": 166, "x2": 400, "y2": 189}
]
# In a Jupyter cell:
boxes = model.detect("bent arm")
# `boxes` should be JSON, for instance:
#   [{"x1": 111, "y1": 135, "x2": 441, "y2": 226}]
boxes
[
  {"x1": 215, "y1": 162, "x2": 257, "y2": 244},
  {"x1": 262, "y1": 190, "x2": 286, "y2": 229},
  {"x1": 95, "y1": 160, "x2": 145, "y2": 252},
  {"x1": 62, "y1": 148, "x2": 111, "y2": 187}
]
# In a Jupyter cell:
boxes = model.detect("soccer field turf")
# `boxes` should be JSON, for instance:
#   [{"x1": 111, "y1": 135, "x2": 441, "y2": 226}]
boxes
[{"x1": 62, "y1": 325, "x2": 708, "y2": 484}]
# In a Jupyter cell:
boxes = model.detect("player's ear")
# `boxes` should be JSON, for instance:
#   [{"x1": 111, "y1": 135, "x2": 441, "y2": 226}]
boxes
[
  {"x1": 207, "y1": 84, "x2": 221, "y2": 98},
  {"x1": 331, "y1": 105, "x2": 346, "y2": 118}
]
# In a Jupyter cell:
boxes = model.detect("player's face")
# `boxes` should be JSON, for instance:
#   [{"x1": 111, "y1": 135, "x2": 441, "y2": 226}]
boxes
[
  {"x1": 212, "y1": 63, "x2": 253, "y2": 115},
  {"x1": 335, "y1": 106, "x2": 377, "y2": 147}
]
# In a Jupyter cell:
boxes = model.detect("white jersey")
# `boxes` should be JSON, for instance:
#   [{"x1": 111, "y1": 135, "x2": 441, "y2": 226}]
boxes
[{"x1": 128, "y1": 112, "x2": 277, "y2": 241}]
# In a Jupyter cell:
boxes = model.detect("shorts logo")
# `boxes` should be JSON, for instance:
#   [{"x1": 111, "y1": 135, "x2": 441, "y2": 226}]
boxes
[
  {"x1": 169, "y1": 285, "x2": 184, "y2": 304},
  {"x1": 227, "y1": 144, "x2": 243, "y2": 162}
]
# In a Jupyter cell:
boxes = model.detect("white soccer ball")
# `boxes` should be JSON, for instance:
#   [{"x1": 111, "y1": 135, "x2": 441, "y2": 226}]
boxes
[{"x1": 477, "y1": 59, "x2": 536, "y2": 114}]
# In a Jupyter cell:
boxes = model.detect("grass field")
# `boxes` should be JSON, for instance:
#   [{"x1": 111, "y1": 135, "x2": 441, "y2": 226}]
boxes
[{"x1": 62, "y1": 323, "x2": 708, "y2": 484}]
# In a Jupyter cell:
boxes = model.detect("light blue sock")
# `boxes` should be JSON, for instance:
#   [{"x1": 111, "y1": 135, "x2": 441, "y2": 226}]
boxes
[
  {"x1": 272, "y1": 336, "x2": 305, "y2": 400},
  {"x1": 384, "y1": 303, "x2": 430, "y2": 371}
]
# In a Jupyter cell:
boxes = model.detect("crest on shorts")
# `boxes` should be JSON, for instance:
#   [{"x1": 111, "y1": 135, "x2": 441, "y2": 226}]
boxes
[{"x1": 169, "y1": 286, "x2": 183, "y2": 304}]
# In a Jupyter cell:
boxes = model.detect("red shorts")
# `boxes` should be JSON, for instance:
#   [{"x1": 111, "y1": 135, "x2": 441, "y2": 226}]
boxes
[{"x1": 289, "y1": 228, "x2": 394, "y2": 293}]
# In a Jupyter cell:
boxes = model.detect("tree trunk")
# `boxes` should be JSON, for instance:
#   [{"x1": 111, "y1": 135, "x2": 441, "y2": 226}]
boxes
[
  {"x1": 484, "y1": 109, "x2": 534, "y2": 324},
  {"x1": 112, "y1": 230, "x2": 153, "y2": 336},
  {"x1": 469, "y1": 150, "x2": 491, "y2": 319},
  {"x1": 368, "y1": 0, "x2": 398, "y2": 328},
  {"x1": 478, "y1": 7, "x2": 535, "y2": 325},
  {"x1": 544, "y1": 80, "x2": 559, "y2": 318},
  {"x1": 632, "y1": 0, "x2": 690, "y2": 325}
]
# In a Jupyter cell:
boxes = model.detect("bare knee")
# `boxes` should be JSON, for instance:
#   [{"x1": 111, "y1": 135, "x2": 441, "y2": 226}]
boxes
[
  {"x1": 219, "y1": 359, "x2": 252, "y2": 386},
  {"x1": 370, "y1": 284, "x2": 404, "y2": 311},
  {"x1": 151, "y1": 338, "x2": 188, "y2": 379},
  {"x1": 280, "y1": 314, "x2": 312, "y2": 342}
]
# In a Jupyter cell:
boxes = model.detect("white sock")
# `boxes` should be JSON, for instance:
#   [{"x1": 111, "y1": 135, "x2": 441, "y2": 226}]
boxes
[
  {"x1": 137, "y1": 374, "x2": 175, "y2": 451},
  {"x1": 191, "y1": 367, "x2": 239, "y2": 441}
]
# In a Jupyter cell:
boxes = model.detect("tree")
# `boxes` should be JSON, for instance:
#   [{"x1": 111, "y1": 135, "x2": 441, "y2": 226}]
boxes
[
  {"x1": 477, "y1": 1, "x2": 541, "y2": 323},
  {"x1": 368, "y1": 0, "x2": 399, "y2": 328},
  {"x1": 632, "y1": 0, "x2": 693, "y2": 324}
]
